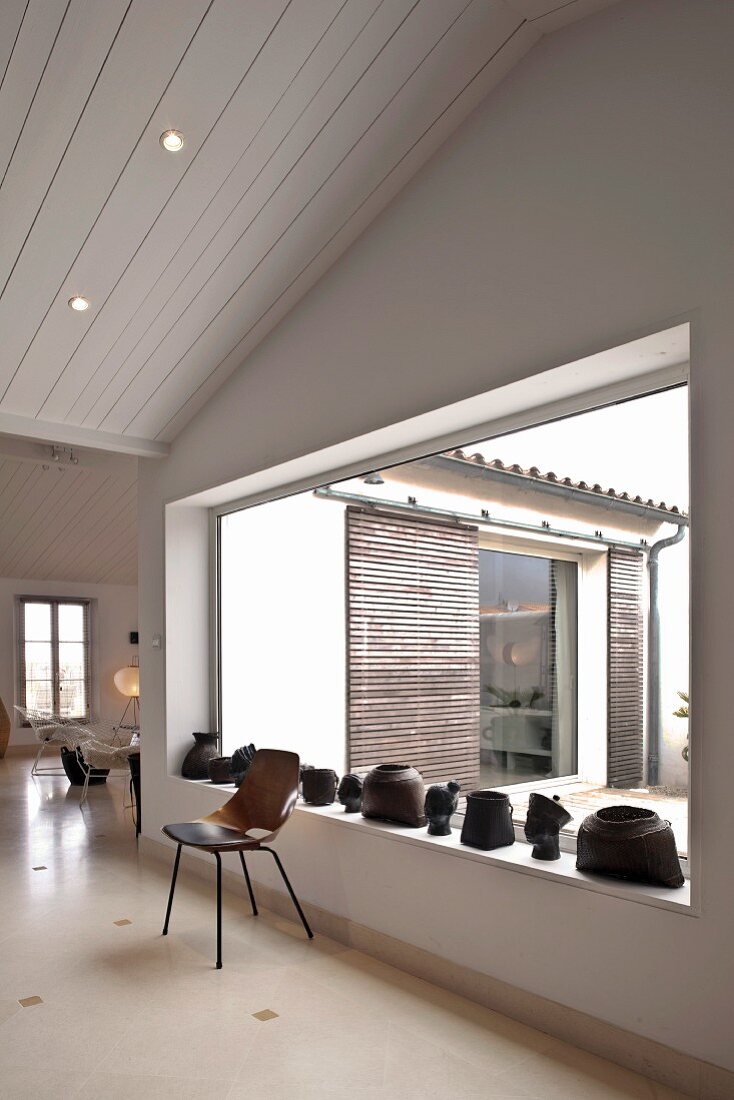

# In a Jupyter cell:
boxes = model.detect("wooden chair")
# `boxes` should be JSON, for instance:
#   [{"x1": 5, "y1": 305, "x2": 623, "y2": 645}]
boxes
[{"x1": 161, "y1": 748, "x2": 312, "y2": 967}]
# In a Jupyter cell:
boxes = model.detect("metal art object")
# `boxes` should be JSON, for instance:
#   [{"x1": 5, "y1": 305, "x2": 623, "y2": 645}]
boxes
[
  {"x1": 231, "y1": 743, "x2": 256, "y2": 786},
  {"x1": 425, "y1": 780, "x2": 461, "y2": 835},
  {"x1": 524, "y1": 792, "x2": 572, "y2": 860},
  {"x1": 337, "y1": 773, "x2": 364, "y2": 813}
]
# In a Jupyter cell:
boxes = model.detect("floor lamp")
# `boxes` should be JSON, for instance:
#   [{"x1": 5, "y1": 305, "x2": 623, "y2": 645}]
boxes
[{"x1": 114, "y1": 659, "x2": 140, "y2": 733}]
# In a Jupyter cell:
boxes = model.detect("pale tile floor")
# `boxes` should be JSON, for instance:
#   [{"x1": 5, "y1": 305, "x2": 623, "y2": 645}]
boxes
[{"x1": 0, "y1": 748, "x2": 688, "y2": 1100}]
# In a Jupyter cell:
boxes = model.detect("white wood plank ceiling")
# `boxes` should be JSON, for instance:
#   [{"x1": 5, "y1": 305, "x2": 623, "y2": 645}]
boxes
[
  {"x1": 0, "y1": 439, "x2": 136, "y2": 584},
  {"x1": 0, "y1": 0, "x2": 618, "y2": 458}
]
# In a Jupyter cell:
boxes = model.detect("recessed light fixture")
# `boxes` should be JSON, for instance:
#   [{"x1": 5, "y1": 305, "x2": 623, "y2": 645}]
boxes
[
  {"x1": 68, "y1": 295, "x2": 90, "y2": 311},
  {"x1": 160, "y1": 129, "x2": 184, "y2": 152}
]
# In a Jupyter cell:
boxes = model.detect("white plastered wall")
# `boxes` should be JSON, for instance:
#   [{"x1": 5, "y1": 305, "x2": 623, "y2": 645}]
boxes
[{"x1": 138, "y1": 0, "x2": 732, "y2": 1070}]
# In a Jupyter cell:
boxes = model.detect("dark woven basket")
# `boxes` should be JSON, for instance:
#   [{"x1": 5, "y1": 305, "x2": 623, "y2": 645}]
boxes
[
  {"x1": 576, "y1": 805, "x2": 684, "y2": 888},
  {"x1": 207, "y1": 756, "x2": 233, "y2": 784},
  {"x1": 460, "y1": 790, "x2": 515, "y2": 850},
  {"x1": 362, "y1": 764, "x2": 427, "y2": 828},
  {"x1": 60, "y1": 746, "x2": 108, "y2": 786},
  {"x1": 301, "y1": 767, "x2": 339, "y2": 805}
]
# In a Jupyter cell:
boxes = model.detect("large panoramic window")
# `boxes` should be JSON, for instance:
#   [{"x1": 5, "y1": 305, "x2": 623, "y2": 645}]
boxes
[
  {"x1": 217, "y1": 383, "x2": 689, "y2": 854},
  {"x1": 18, "y1": 598, "x2": 91, "y2": 719}
]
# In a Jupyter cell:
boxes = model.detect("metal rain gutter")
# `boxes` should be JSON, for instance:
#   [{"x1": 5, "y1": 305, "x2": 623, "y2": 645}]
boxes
[
  {"x1": 646, "y1": 524, "x2": 687, "y2": 786},
  {"x1": 313, "y1": 487, "x2": 656, "y2": 552},
  {"x1": 420, "y1": 454, "x2": 689, "y2": 528}
]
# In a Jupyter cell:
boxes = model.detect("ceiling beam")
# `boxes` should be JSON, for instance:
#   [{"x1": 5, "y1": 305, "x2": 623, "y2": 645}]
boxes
[{"x1": 0, "y1": 410, "x2": 169, "y2": 458}]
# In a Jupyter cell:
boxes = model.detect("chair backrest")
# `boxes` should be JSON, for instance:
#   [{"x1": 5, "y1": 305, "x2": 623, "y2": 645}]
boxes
[
  {"x1": 204, "y1": 749, "x2": 300, "y2": 839},
  {"x1": 15, "y1": 706, "x2": 59, "y2": 742}
]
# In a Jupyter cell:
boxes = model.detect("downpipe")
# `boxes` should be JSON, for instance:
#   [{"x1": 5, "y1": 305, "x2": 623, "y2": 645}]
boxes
[{"x1": 647, "y1": 524, "x2": 687, "y2": 786}]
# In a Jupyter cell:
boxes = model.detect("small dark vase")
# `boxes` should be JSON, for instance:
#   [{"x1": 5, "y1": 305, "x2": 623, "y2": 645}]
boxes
[
  {"x1": 362, "y1": 764, "x2": 427, "y2": 828},
  {"x1": 576, "y1": 805, "x2": 684, "y2": 888},
  {"x1": 337, "y1": 773, "x2": 364, "y2": 813},
  {"x1": 460, "y1": 790, "x2": 515, "y2": 850},
  {"x1": 181, "y1": 732, "x2": 219, "y2": 780},
  {"x1": 425, "y1": 780, "x2": 461, "y2": 836},
  {"x1": 207, "y1": 756, "x2": 233, "y2": 784},
  {"x1": 524, "y1": 793, "x2": 572, "y2": 861},
  {"x1": 301, "y1": 767, "x2": 339, "y2": 805}
]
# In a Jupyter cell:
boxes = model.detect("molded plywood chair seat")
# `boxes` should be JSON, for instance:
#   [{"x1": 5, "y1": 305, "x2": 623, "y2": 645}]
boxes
[{"x1": 161, "y1": 748, "x2": 312, "y2": 967}]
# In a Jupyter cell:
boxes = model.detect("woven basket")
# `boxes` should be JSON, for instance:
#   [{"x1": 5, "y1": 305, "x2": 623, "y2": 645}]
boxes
[
  {"x1": 60, "y1": 746, "x2": 108, "y2": 786},
  {"x1": 362, "y1": 764, "x2": 427, "y2": 828},
  {"x1": 576, "y1": 805, "x2": 684, "y2": 888},
  {"x1": 460, "y1": 790, "x2": 515, "y2": 850},
  {"x1": 207, "y1": 756, "x2": 233, "y2": 784},
  {"x1": 301, "y1": 767, "x2": 339, "y2": 805}
]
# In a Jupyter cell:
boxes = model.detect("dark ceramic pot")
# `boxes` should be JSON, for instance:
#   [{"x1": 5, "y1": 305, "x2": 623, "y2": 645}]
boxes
[
  {"x1": 301, "y1": 767, "x2": 339, "y2": 805},
  {"x1": 425, "y1": 780, "x2": 461, "y2": 836},
  {"x1": 337, "y1": 773, "x2": 364, "y2": 813},
  {"x1": 181, "y1": 732, "x2": 219, "y2": 780},
  {"x1": 207, "y1": 756, "x2": 233, "y2": 784},
  {"x1": 362, "y1": 764, "x2": 427, "y2": 828},
  {"x1": 524, "y1": 793, "x2": 572, "y2": 861},
  {"x1": 461, "y1": 790, "x2": 515, "y2": 850},
  {"x1": 576, "y1": 805, "x2": 684, "y2": 888}
]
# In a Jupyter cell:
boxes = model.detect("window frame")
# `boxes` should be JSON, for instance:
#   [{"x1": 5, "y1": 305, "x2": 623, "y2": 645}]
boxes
[
  {"x1": 207, "y1": 371, "x2": 690, "y2": 879},
  {"x1": 477, "y1": 536, "x2": 582, "y2": 794},
  {"x1": 17, "y1": 596, "x2": 92, "y2": 721}
]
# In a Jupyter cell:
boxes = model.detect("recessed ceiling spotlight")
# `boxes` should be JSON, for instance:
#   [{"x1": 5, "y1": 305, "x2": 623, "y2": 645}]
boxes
[
  {"x1": 68, "y1": 295, "x2": 90, "y2": 311},
  {"x1": 160, "y1": 129, "x2": 184, "y2": 152}
]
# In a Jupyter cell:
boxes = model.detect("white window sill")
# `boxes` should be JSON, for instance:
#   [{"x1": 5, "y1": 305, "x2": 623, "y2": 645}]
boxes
[{"x1": 173, "y1": 776, "x2": 694, "y2": 915}]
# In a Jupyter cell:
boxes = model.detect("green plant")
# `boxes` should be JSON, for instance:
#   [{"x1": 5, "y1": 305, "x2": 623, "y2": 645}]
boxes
[
  {"x1": 485, "y1": 685, "x2": 545, "y2": 708},
  {"x1": 674, "y1": 690, "x2": 689, "y2": 761}
]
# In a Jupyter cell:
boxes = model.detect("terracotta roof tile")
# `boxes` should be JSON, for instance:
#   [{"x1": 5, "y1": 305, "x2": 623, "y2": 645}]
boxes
[{"x1": 443, "y1": 449, "x2": 685, "y2": 517}]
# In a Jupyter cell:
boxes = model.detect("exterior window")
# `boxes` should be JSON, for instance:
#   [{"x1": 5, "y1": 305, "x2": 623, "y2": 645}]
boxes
[
  {"x1": 479, "y1": 549, "x2": 578, "y2": 787},
  {"x1": 216, "y1": 384, "x2": 688, "y2": 856},
  {"x1": 18, "y1": 598, "x2": 91, "y2": 718}
]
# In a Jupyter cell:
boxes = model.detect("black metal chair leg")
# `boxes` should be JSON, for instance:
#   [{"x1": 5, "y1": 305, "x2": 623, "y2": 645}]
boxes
[
  {"x1": 214, "y1": 852, "x2": 223, "y2": 969},
  {"x1": 262, "y1": 847, "x2": 314, "y2": 939},
  {"x1": 239, "y1": 852, "x2": 258, "y2": 916},
  {"x1": 162, "y1": 844, "x2": 181, "y2": 935}
]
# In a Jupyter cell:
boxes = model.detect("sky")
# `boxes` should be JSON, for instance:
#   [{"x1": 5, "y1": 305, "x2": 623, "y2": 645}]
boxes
[{"x1": 467, "y1": 385, "x2": 689, "y2": 513}]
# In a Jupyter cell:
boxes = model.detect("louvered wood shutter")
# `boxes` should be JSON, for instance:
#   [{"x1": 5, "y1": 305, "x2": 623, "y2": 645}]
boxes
[
  {"x1": 607, "y1": 548, "x2": 644, "y2": 788},
  {"x1": 346, "y1": 507, "x2": 480, "y2": 790}
]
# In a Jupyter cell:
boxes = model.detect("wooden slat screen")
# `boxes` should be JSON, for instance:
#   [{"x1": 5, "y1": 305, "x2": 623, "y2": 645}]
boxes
[
  {"x1": 346, "y1": 507, "x2": 480, "y2": 790},
  {"x1": 607, "y1": 547, "x2": 644, "y2": 788}
]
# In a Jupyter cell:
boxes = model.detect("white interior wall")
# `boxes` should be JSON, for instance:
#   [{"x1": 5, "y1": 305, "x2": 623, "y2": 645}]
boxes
[
  {"x1": 138, "y1": 0, "x2": 733, "y2": 1070},
  {"x1": 0, "y1": 578, "x2": 138, "y2": 746}
]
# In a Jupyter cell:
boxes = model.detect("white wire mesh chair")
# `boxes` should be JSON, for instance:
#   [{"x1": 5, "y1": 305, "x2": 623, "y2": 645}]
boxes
[
  {"x1": 17, "y1": 706, "x2": 84, "y2": 777},
  {"x1": 16, "y1": 707, "x2": 140, "y2": 803}
]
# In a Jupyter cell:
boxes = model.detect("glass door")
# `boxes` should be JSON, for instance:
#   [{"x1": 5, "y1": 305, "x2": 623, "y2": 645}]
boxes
[{"x1": 479, "y1": 549, "x2": 578, "y2": 787}]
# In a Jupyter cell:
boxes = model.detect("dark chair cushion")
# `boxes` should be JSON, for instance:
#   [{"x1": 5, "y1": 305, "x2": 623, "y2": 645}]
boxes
[{"x1": 162, "y1": 822, "x2": 260, "y2": 850}]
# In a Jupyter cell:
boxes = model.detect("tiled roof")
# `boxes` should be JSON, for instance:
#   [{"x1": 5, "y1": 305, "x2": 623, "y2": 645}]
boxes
[{"x1": 443, "y1": 449, "x2": 686, "y2": 519}]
